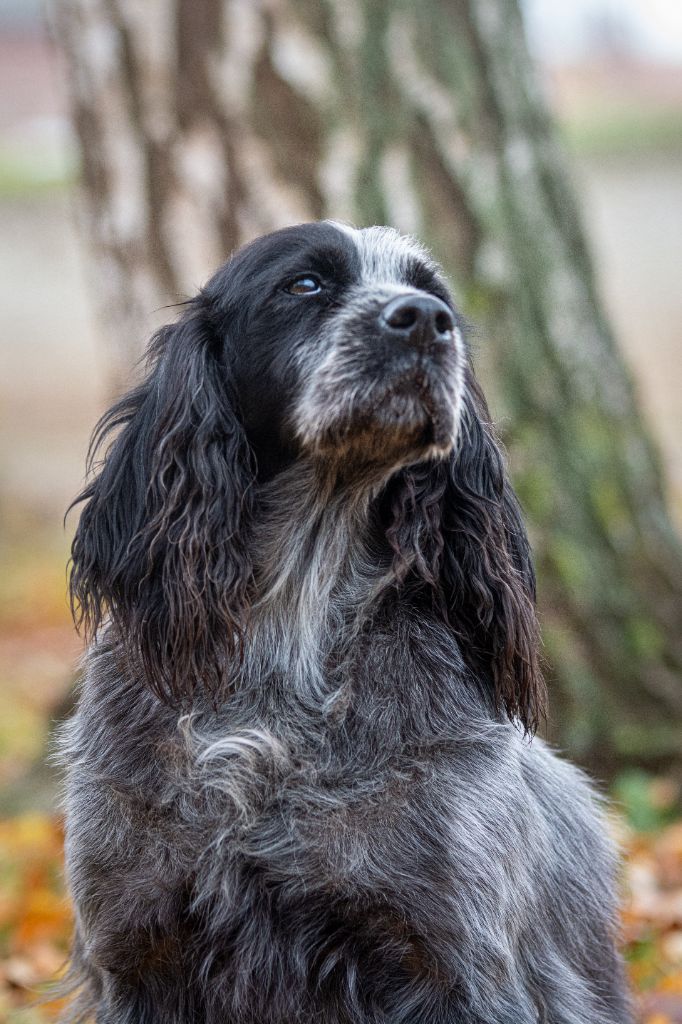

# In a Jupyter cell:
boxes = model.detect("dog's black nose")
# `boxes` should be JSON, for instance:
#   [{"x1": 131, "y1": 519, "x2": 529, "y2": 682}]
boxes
[{"x1": 380, "y1": 294, "x2": 454, "y2": 343}]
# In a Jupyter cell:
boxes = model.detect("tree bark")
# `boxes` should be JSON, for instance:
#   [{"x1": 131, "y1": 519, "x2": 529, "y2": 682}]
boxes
[{"x1": 53, "y1": 0, "x2": 682, "y2": 776}]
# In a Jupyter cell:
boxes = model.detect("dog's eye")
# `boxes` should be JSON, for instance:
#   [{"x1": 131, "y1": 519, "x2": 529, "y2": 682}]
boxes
[{"x1": 285, "y1": 276, "x2": 322, "y2": 296}]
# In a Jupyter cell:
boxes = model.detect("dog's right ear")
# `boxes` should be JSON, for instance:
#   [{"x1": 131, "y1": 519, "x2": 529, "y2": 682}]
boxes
[{"x1": 68, "y1": 304, "x2": 255, "y2": 704}]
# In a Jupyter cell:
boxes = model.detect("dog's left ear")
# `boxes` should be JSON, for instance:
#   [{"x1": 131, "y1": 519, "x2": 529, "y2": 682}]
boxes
[
  {"x1": 69, "y1": 304, "x2": 255, "y2": 704},
  {"x1": 439, "y1": 370, "x2": 545, "y2": 732},
  {"x1": 385, "y1": 368, "x2": 545, "y2": 733}
]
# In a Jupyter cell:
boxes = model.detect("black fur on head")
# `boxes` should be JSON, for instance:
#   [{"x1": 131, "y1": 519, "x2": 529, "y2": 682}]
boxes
[
  {"x1": 68, "y1": 305, "x2": 255, "y2": 704},
  {"x1": 69, "y1": 221, "x2": 544, "y2": 729}
]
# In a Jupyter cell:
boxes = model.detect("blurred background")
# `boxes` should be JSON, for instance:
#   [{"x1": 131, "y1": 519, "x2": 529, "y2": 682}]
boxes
[{"x1": 0, "y1": 0, "x2": 681, "y2": 1019}]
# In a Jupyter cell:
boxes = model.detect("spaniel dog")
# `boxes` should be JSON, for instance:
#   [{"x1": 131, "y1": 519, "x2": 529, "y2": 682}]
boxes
[{"x1": 62, "y1": 222, "x2": 632, "y2": 1023}]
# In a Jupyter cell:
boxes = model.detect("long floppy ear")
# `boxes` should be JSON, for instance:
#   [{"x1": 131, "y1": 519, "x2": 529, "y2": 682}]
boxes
[
  {"x1": 385, "y1": 368, "x2": 545, "y2": 733},
  {"x1": 68, "y1": 305, "x2": 255, "y2": 704},
  {"x1": 439, "y1": 370, "x2": 545, "y2": 732}
]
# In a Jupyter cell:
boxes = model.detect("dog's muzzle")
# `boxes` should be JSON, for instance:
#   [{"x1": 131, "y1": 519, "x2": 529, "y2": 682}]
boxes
[{"x1": 295, "y1": 289, "x2": 464, "y2": 468}]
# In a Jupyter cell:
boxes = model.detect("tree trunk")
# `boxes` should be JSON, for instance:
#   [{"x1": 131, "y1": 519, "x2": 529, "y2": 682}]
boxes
[{"x1": 53, "y1": 0, "x2": 682, "y2": 776}]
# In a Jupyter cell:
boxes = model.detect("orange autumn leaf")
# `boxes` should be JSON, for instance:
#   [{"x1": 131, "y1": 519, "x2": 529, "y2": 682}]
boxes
[
  {"x1": 14, "y1": 889, "x2": 71, "y2": 948},
  {"x1": 660, "y1": 973, "x2": 682, "y2": 996}
]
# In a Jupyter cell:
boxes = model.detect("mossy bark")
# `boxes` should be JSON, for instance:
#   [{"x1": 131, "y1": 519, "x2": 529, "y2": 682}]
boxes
[{"x1": 54, "y1": 0, "x2": 682, "y2": 775}]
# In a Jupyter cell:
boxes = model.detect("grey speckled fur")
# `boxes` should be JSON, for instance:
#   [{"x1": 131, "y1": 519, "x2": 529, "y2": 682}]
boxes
[{"x1": 60, "y1": 222, "x2": 632, "y2": 1023}]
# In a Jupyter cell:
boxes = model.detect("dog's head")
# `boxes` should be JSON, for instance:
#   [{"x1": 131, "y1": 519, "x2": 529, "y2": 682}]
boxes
[
  {"x1": 70, "y1": 221, "x2": 544, "y2": 729},
  {"x1": 205, "y1": 221, "x2": 464, "y2": 479}
]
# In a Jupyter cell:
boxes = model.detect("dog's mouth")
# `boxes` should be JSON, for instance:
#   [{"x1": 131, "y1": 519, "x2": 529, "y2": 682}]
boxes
[
  {"x1": 388, "y1": 367, "x2": 455, "y2": 444},
  {"x1": 296, "y1": 357, "x2": 462, "y2": 468}
]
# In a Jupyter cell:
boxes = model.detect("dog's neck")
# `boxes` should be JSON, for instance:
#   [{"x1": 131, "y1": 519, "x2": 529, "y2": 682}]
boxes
[{"x1": 246, "y1": 459, "x2": 395, "y2": 708}]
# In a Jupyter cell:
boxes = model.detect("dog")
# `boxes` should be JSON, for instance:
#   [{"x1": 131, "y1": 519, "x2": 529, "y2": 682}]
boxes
[{"x1": 61, "y1": 221, "x2": 632, "y2": 1023}]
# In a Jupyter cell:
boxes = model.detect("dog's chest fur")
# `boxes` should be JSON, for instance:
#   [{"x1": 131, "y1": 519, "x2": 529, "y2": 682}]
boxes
[{"x1": 63, "y1": 480, "x2": 624, "y2": 1023}]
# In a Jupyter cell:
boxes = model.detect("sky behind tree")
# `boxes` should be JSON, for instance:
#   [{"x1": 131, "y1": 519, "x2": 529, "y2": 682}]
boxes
[{"x1": 523, "y1": 0, "x2": 682, "y2": 62}]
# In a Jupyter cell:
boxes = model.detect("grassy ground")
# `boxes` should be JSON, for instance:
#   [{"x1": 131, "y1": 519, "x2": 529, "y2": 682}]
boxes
[{"x1": 0, "y1": 517, "x2": 75, "y2": 1022}]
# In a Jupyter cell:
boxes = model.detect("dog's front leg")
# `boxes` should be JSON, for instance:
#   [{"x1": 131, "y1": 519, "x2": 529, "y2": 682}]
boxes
[{"x1": 66, "y1": 922, "x2": 204, "y2": 1024}]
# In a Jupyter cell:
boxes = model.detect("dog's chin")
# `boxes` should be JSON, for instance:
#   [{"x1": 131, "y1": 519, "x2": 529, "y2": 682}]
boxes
[{"x1": 300, "y1": 378, "x2": 460, "y2": 474}]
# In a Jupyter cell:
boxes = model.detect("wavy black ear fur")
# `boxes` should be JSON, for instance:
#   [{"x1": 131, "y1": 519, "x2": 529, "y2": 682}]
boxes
[
  {"x1": 385, "y1": 368, "x2": 545, "y2": 734},
  {"x1": 68, "y1": 304, "x2": 255, "y2": 704}
]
